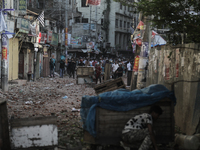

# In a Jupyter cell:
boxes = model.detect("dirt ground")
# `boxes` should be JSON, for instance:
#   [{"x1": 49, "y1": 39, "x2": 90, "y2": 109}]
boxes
[{"x1": 4, "y1": 74, "x2": 100, "y2": 150}]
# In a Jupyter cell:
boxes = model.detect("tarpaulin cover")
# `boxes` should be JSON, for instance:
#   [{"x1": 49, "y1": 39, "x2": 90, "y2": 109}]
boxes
[{"x1": 80, "y1": 84, "x2": 176, "y2": 137}]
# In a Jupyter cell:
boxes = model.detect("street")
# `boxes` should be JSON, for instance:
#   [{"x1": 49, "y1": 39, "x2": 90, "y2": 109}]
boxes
[{"x1": 5, "y1": 75, "x2": 96, "y2": 149}]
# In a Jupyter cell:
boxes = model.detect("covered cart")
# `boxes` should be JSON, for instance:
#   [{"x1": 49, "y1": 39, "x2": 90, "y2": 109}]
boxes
[{"x1": 80, "y1": 84, "x2": 176, "y2": 149}]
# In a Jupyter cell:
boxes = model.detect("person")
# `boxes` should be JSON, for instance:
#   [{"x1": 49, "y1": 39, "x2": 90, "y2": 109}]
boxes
[
  {"x1": 92, "y1": 59, "x2": 97, "y2": 67},
  {"x1": 60, "y1": 59, "x2": 65, "y2": 78},
  {"x1": 112, "y1": 61, "x2": 119, "y2": 79},
  {"x1": 50, "y1": 57, "x2": 56, "y2": 77},
  {"x1": 85, "y1": 59, "x2": 90, "y2": 66},
  {"x1": 122, "y1": 105, "x2": 163, "y2": 150},
  {"x1": 127, "y1": 60, "x2": 132, "y2": 86},
  {"x1": 78, "y1": 59, "x2": 85, "y2": 66},
  {"x1": 69, "y1": 58, "x2": 76, "y2": 78},
  {"x1": 95, "y1": 62, "x2": 102, "y2": 84},
  {"x1": 116, "y1": 64, "x2": 123, "y2": 78}
]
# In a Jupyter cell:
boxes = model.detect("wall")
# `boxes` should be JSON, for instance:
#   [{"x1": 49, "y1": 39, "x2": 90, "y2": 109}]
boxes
[
  {"x1": 147, "y1": 43, "x2": 200, "y2": 135},
  {"x1": 8, "y1": 38, "x2": 19, "y2": 81}
]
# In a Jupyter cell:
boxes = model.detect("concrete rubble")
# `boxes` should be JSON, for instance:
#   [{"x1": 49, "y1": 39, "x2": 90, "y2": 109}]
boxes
[{"x1": 3, "y1": 76, "x2": 96, "y2": 149}]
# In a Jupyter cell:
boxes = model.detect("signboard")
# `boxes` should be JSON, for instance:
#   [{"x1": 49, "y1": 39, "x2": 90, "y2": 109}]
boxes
[
  {"x1": 19, "y1": 0, "x2": 26, "y2": 11},
  {"x1": 40, "y1": 33, "x2": 47, "y2": 44},
  {"x1": 29, "y1": 22, "x2": 37, "y2": 37},
  {"x1": 51, "y1": 33, "x2": 58, "y2": 46},
  {"x1": 17, "y1": 18, "x2": 30, "y2": 33},
  {"x1": 5, "y1": 20, "x2": 15, "y2": 33},
  {"x1": 47, "y1": 30, "x2": 52, "y2": 43},
  {"x1": 133, "y1": 55, "x2": 140, "y2": 72},
  {"x1": 65, "y1": 28, "x2": 68, "y2": 46},
  {"x1": 83, "y1": 24, "x2": 96, "y2": 30},
  {"x1": 43, "y1": 47, "x2": 48, "y2": 57},
  {"x1": 70, "y1": 37, "x2": 82, "y2": 45}
]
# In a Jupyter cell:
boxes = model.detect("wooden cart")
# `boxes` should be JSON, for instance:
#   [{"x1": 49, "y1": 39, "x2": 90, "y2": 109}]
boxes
[{"x1": 83, "y1": 98, "x2": 175, "y2": 149}]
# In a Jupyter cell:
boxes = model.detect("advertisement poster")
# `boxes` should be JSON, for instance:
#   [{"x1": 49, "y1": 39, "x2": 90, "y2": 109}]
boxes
[
  {"x1": 136, "y1": 38, "x2": 142, "y2": 47},
  {"x1": 83, "y1": 24, "x2": 96, "y2": 30},
  {"x1": 47, "y1": 30, "x2": 52, "y2": 43},
  {"x1": 19, "y1": 0, "x2": 27, "y2": 11},
  {"x1": 138, "y1": 57, "x2": 148, "y2": 72},
  {"x1": 2, "y1": 34, "x2": 7, "y2": 60},
  {"x1": 43, "y1": 47, "x2": 48, "y2": 57},
  {"x1": 133, "y1": 55, "x2": 140, "y2": 72},
  {"x1": 132, "y1": 42, "x2": 136, "y2": 53},
  {"x1": 51, "y1": 33, "x2": 58, "y2": 46},
  {"x1": 87, "y1": 0, "x2": 101, "y2": 6},
  {"x1": 140, "y1": 42, "x2": 148, "y2": 57},
  {"x1": 86, "y1": 42, "x2": 95, "y2": 52},
  {"x1": 70, "y1": 37, "x2": 82, "y2": 45},
  {"x1": 40, "y1": 33, "x2": 47, "y2": 44}
]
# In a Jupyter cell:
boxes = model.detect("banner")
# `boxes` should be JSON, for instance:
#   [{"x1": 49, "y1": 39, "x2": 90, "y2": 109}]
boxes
[
  {"x1": 132, "y1": 42, "x2": 136, "y2": 53},
  {"x1": 87, "y1": 0, "x2": 101, "y2": 6},
  {"x1": 135, "y1": 38, "x2": 142, "y2": 47},
  {"x1": 65, "y1": 28, "x2": 68, "y2": 46},
  {"x1": 133, "y1": 55, "x2": 140, "y2": 72},
  {"x1": 47, "y1": 30, "x2": 52, "y2": 43},
  {"x1": 43, "y1": 46, "x2": 48, "y2": 57},
  {"x1": 137, "y1": 21, "x2": 144, "y2": 30},
  {"x1": 70, "y1": 37, "x2": 82, "y2": 45},
  {"x1": 40, "y1": 33, "x2": 47, "y2": 44},
  {"x1": 2, "y1": 34, "x2": 7, "y2": 60},
  {"x1": 51, "y1": 33, "x2": 58, "y2": 46}
]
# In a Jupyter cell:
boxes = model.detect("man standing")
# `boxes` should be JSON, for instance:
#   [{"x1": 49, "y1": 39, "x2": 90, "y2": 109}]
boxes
[
  {"x1": 112, "y1": 61, "x2": 119, "y2": 79},
  {"x1": 60, "y1": 59, "x2": 65, "y2": 78},
  {"x1": 95, "y1": 62, "x2": 102, "y2": 84},
  {"x1": 122, "y1": 105, "x2": 163, "y2": 150},
  {"x1": 127, "y1": 60, "x2": 132, "y2": 86},
  {"x1": 116, "y1": 64, "x2": 123, "y2": 78}
]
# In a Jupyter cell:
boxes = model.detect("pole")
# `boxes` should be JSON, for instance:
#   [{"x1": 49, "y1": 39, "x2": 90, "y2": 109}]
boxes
[
  {"x1": 1, "y1": 34, "x2": 8, "y2": 91},
  {"x1": 95, "y1": 6, "x2": 98, "y2": 42},
  {"x1": 65, "y1": 0, "x2": 68, "y2": 55},
  {"x1": 89, "y1": 6, "x2": 91, "y2": 37},
  {"x1": 33, "y1": 43, "x2": 38, "y2": 81}
]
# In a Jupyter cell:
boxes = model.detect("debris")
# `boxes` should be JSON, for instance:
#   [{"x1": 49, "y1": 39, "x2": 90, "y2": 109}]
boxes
[
  {"x1": 62, "y1": 96, "x2": 68, "y2": 99},
  {"x1": 72, "y1": 108, "x2": 80, "y2": 112},
  {"x1": 25, "y1": 101, "x2": 33, "y2": 104},
  {"x1": 65, "y1": 83, "x2": 74, "y2": 86}
]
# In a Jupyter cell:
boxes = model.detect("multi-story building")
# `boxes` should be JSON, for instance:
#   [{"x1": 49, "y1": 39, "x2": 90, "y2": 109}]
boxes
[{"x1": 76, "y1": 0, "x2": 138, "y2": 53}]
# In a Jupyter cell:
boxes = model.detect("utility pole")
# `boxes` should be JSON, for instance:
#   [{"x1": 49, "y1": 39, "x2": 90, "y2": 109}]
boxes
[
  {"x1": 1, "y1": 34, "x2": 8, "y2": 91},
  {"x1": 89, "y1": 6, "x2": 91, "y2": 38},
  {"x1": 65, "y1": 0, "x2": 68, "y2": 55},
  {"x1": 95, "y1": 6, "x2": 98, "y2": 42}
]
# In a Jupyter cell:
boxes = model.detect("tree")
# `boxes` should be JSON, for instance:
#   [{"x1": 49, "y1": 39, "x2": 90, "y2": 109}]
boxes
[{"x1": 114, "y1": 0, "x2": 200, "y2": 44}]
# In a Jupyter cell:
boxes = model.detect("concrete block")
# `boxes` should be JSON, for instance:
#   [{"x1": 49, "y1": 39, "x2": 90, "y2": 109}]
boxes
[{"x1": 9, "y1": 80, "x2": 27, "y2": 86}]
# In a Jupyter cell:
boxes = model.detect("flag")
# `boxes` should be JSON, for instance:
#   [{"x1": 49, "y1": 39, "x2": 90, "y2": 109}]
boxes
[
  {"x1": 130, "y1": 26, "x2": 135, "y2": 34},
  {"x1": 87, "y1": 0, "x2": 101, "y2": 6},
  {"x1": 37, "y1": 11, "x2": 44, "y2": 27},
  {"x1": 152, "y1": 30, "x2": 158, "y2": 38},
  {"x1": 0, "y1": 11, "x2": 7, "y2": 33},
  {"x1": 137, "y1": 21, "x2": 144, "y2": 30}
]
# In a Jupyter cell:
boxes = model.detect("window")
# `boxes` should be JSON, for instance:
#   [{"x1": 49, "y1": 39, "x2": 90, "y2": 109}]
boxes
[
  {"x1": 127, "y1": 22, "x2": 130, "y2": 28},
  {"x1": 120, "y1": 20, "x2": 122, "y2": 28},
  {"x1": 120, "y1": 3, "x2": 122, "y2": 9},
  {"x1": 82, "y1": 0, "x2": 89, "y2": 7},
  {"x1": 101, "y1": 19, "x2": 104, "y2": 25},
  {"x1": 82, "y1": 18, "x2": 88, "y2": 23},
  {"x1": 128, "y1": 7, "x2": 130, "y2": 11},
  {"x1": 115, "y1": 19, "x2": 118, "y2": 28},
  {"x1": 124, "y1": 6, "x2": 126, "y2": 10},
  {"x1": 69, "y1": 0, "x2": 71, "y2": 5},
  {"x1": 75, "y1": 18, "x2": 80, "y2": 23},
  {"x1": 124, "y1": 21, "x2": 126, "y2": 28}
]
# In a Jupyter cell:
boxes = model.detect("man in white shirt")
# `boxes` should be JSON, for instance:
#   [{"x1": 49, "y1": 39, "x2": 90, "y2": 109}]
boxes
[
  {"x1": 112, "y1": 61, "x2": 119, "y2": 79},
  {"x1": 127, "y1": 60, "x2": 132, "y2": 86}
]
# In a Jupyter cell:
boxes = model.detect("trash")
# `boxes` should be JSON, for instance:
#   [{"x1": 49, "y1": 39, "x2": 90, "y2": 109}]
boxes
[
  {"x1": 25, "y1": 101, "x2": 33, "y2": 104},
  {"x1": 72, "y1": 108, "x2": 80, "y2": 112},
  {"x1": 54, "y1": 72, "x2": 59, "y2": 76},
  {"x1": 62, "y1": 96, "x2": 68, "y2": 99},
  {"x1": 65, "y1": 83, "x2": 74, "y2": 86},
  {"x1": 44, "y1": 87, "x2": 50, "y2": 89}
]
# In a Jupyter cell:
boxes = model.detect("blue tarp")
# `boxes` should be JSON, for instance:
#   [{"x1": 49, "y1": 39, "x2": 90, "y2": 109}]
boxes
[{"x1": 80, "y1": 84, "x2": 176, "y2": 137}]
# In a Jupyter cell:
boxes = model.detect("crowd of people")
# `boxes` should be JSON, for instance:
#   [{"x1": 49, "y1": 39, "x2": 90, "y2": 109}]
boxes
[{"x1": 65, "y1": 57, "x2": 134, "y2": 84}]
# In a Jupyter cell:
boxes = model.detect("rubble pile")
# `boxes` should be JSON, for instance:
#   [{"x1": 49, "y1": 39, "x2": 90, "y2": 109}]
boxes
[{"x1": 3, "y1": 76, "x2": 96, "y2": 149}]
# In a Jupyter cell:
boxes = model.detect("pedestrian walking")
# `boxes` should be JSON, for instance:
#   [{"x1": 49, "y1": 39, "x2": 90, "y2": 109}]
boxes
[
  {"x1": 127, "y1": 60, "x2": 133, "y2": 86},
  {"x1": 69, "y1": 58, "x2": 76, "y2": 78},
  {"x1": 112, "y1": 61, "x2": 119, "y2": 79},
  {"x1": 50, "y1": 57, "x2": 56, "y2": 78},
  {"x1": 60, "y1": 59, "x2": 65, "y2": 78}
]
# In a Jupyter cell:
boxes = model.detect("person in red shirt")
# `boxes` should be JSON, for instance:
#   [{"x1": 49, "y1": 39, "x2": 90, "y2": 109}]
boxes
[
  {"x1": 95, "y1": 62, "x2": 102, "y2": 84},
  {"x1": 92, "y1": 59, "x2": 97, "y2": 67}
]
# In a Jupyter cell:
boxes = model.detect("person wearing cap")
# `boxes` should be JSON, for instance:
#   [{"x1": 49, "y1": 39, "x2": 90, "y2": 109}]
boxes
[{"x1": 78, "y1": 59, "x2": 85, "y2": 66}]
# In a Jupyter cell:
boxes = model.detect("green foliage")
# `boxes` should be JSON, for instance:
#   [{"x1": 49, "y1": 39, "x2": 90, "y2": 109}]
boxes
[{"x1": 114, "y1": 0, "x2": 200, "y2": 44}]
